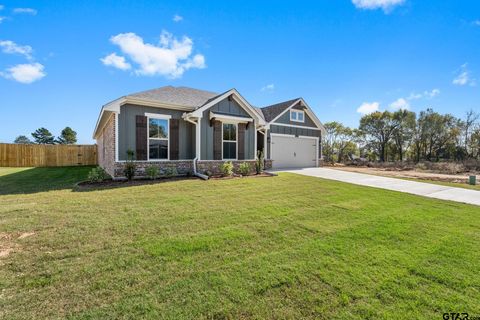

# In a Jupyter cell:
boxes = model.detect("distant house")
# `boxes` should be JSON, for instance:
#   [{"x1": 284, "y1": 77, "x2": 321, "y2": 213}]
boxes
[{"x1": 93, "y1": 86, "x2": 325, "y2": 178}]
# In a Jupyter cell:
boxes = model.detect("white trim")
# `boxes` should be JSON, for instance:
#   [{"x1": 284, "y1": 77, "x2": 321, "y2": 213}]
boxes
[
  {"x1": 270, "y1": 133, "x2": 319, "y2": 167},
  {"x1": 270, "y1": 123, "x2": 322, "y2": 131},
  {"x1": 114, "y1": 112, "x2": 119, "y2": 162},
  {"x1": 145, "y1": 113, "x2": 171, "y2": 119},
  {"x1": 188, "y1": 89, "x2": 266, "y2": 125},
  {"x1": 221, "y1": 122, "x2": 238, "y2": 160},
  {"x1": 209, "y1": 111, "x2": 252, "y2": 123},
  {"x1": 197, "y1": 118, "x2": 201, "y2": 160},
  {"x1": 146, "y1": 115, "x2": 170, "y2": 161},
  {"x1": 290, "y1": 109, "x2": 305, "y2": 123}
]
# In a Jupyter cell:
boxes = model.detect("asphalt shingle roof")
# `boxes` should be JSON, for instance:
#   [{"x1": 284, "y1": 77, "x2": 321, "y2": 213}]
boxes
[
  {"x1": 259, "y1": 98, "x2": 300, "y2": 122},
  {"x1": 126, "y1": 86, "x2": 301, "y2": 123},
  {"x1": 128, "y1": 86, "x2": 218, "y2": 108}
]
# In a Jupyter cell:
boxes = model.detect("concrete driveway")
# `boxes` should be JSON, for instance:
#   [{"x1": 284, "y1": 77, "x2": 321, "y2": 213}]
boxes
[{"x1": 275, "y1": 167, "x2": 480, "y2": 206}]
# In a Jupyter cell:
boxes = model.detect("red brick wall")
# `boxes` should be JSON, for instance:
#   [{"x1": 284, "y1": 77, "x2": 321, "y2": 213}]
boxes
[{"x1": 96, "y1": 114, "x2": 116, "y2": 177}]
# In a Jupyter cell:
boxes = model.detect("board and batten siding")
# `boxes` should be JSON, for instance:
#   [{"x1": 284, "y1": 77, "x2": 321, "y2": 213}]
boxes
[
  {"x1": 200, "y1": 98, "x2": 255, "y2": 160},
  {"x1": 274, "y1": 107, "x2": 317, "y2": 127},
  {"x1": 117, "y1": 104, "x2": 195, "y2": 161}
]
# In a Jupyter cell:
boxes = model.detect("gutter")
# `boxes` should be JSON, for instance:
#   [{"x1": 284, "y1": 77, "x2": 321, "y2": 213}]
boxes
[
  {"x1": 183, "y1": 114, "x2": 208, "y2": 180},
  {"x1": 193, "y1": 157, "x2": 208, "y2": 180}
]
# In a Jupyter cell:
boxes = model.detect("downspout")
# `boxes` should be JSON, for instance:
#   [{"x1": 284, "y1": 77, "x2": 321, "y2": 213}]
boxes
[{"x1": 184, "y1": 116, "x2": 208, "y2": 180}]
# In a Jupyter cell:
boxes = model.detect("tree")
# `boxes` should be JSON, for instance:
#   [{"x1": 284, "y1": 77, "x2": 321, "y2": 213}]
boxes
[
  {"x1": 461, "y1": 110, "x2": 479, "y2": 158},
  {"x1": 392, "y1": 110, "x2": 416, "y2": 161},
  {"x1": 56, "y1": 127, "x2": 77, "y2": 144},
  {"x1": 323, "y1": 122, "x2": 356, "y2": 163},
  {"x1": 14, "y1": 135, "x2": 33, "y2": 144},
  {"x1": 31, "y1": 127, "x2": 55, "y2": 144},
  {"x1": 359, "y1": 111, "x2": 400, "y2": 162}
]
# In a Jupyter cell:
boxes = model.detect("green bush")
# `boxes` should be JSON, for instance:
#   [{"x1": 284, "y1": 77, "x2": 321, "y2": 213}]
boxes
[
  {"x1": 124, "y1": 149, "x2": 136, "y2": 181},
  {"x1": 145, "y1": 165, "x2": 159, "y2": 180},
  {"x1": 164, "y1": 167, "x2": 178, "y2": 177},
  {"x1": 87, "y1": 166, "x2": 108, "y2": 183},
  {"x1": 221, "y1": 161, "x2": 234, "y2": 176},
  {"x1": 256, "y1": 149, "x2": 264, "y2": 174},
  {"x1": 239, "y1": 162, "x2": 251, "y2": 176}
]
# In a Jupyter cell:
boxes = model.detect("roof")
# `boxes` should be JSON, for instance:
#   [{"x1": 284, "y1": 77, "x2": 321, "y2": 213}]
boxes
[
  {"x1": 259, "y1": 98, "x2": 300, "y2": 122},
  {"x1": 127, "y1": 86, "x2": 218, "y2": 108}
]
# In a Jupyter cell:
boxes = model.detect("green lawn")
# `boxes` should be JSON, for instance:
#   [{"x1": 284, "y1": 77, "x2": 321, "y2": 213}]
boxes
[{"x1": 0, "y1": 167, "x2": 479, "y2": 319}]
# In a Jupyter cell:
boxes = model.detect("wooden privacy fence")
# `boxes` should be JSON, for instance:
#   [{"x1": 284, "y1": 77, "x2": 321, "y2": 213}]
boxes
[{"x1": 0, "y1": 143, "x2": 97, "y2": 167}]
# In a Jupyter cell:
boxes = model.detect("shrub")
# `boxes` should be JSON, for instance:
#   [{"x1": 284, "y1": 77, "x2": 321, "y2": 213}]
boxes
[
  {"x1": 256, "y1": 149, "x2": 264, "y2": 174},
  {"x1": 145, "y1": 165, "x2": 159, "y2": 180},
  {"x1": 87, "y1": 166, "x2": 108, "y2": 183},
  {"x1": 124, "y1": 149, "x2": 136, "y2": 181},
  {"x1": 164, "y1": 167, "x2": 178, "y2": 177},
  {"x1": 239, "y1": 162, "x2": 251, "y2": 176},
  {"x1": 221, "y1": 161, "x2": 234, "y2": 176}
]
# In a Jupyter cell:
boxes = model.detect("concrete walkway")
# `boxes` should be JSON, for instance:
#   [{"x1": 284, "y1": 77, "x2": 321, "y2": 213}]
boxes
[{"x1": 275, "y1": 167, "x2": 480, "y2": 206}]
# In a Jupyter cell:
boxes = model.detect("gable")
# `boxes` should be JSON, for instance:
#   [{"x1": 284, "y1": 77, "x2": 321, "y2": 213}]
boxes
[
  {"x1": 273, "y1": 105, "x2": 317, "y2": 128},
  {"x1": 202, "y1": 96, "x2": 249, "y2": 118}
]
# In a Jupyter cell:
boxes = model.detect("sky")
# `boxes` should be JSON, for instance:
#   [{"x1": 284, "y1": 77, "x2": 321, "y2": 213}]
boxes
[{"x1": 0, "y1": 0, "x2": 479, "y2": 144}]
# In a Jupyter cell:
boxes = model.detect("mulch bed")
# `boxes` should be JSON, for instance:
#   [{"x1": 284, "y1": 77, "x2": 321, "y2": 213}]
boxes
[{"x1": 75, "y1": 172, "x2": 276, "y2": 191}]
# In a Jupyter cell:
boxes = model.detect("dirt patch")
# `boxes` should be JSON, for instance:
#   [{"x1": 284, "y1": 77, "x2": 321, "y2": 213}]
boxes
[
  {"x1": 18, "y1": 232, "x2": 35, "y2": 239},
  {"x1": 333, "y1": 166, "x2": 476, "y2": 184}
]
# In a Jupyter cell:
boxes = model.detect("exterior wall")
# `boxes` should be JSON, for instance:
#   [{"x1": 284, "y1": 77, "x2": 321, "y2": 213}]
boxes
[
  {"x1": 266, "y1": 125, "x2": 322, "y2": 160},
  {"x1": 113, "y1": 160, "x2": 193, "y2": 178},
  {"x1": 274, "y1": 106, "x2": 316, "y2": 127},
  {"x1": 197, "y1": 159, "x2": 272, "y2": 175},
  {"x1": 200, "y1": 98, "x2": 256, "y2": 160},
  {"x1": 96, "y1": 113, "x2": 116, "y2": 177},
  {"x1": 118, "y1": 104, "x2": 195, "y2": 161}
]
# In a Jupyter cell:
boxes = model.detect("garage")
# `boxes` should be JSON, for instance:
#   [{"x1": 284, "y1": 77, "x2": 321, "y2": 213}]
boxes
[{"x1": 271, "y1": 134, "x2": 318, "y2": 168}]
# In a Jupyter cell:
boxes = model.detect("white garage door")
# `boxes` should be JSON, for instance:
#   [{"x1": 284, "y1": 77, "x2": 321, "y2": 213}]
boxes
[{"x1": 271, "y1": 134, "x2": 317, "y2": 168}]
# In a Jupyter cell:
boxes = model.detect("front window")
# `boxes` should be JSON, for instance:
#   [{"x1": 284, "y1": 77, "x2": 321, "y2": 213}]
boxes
[
  {"x1": 222, "y1": 123, "x2": 237, "y2": 159},
  {"x1": 290, "y1": 110, "x2": 305, "y2": 123},
  {"x1": 149, "y1": 118, "x2": 169, "y2": 160}
]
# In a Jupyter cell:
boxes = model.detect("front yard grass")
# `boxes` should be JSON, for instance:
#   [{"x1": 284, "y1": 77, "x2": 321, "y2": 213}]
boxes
[{"x1": 0, "y1": 167, "x2": 479, "y2": 319}]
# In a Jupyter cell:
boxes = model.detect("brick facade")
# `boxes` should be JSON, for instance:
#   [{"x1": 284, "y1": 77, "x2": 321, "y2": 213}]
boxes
[
  {"x1": 97, "y1": 114, "x2": 116, "y2": 177},
  {"x1": 197, "y1": 159, "x2": 272, "y2": 175},
  {"x1": 113, "y1": 160, "x2": 193, "y2": 178}
]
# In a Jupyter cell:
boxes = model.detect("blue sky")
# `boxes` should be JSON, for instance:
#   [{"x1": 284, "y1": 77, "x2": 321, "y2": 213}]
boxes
[{"x1": 0, "y1": 0, "x2": 479, "y2": 144}]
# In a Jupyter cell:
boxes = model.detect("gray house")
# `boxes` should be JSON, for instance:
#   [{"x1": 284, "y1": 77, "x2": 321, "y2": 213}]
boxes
[{"x1": 93, "y1": 86, "x2": 325, "y2": 178}]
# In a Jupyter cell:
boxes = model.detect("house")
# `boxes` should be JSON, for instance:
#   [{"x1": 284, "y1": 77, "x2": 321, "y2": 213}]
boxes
[{"x1": 93, "y1": 86, "x2": 325, "y2": 178}]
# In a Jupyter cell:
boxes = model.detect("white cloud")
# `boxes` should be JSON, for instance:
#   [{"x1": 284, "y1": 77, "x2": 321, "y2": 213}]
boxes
[
  {"x1": 472, "y1": 20, "x2": 480, "y2": 26},
  {"x1": 105, "y1": 31, "x2": 206, "y2": 78},
  {"x1": 173, "y1": 14, "x2": 183, "y2": 22},
  {"x1": 407, "y1": 88, "x2": 440, "y2": 100},
  {"x1": 389, "y1": 98, "x2": 410, "y2": 111},
  {"x1": 357, "y1": 102, "x2": 380, "y2": 115},
  {"x1": 352, "y1": 0, "x2": 405, "y2": 12},
  {"x1": 1, "y1": 62, "x2": 45, "y2": 83},
  {"x1": 453, "y1": 63, "x2": 476, "y2": 86},
  {"x1": 0, "y1": 5, "x2": 4, "y2": 10},
  {"x1": 261, "y1": 84, "x2": 275, "y2": 92},
  {"x1": 424, "y1": 88, "x2": 440, "y2": 98},
  {"x1": 0, "y1": 40, "x2": 33, "y2": 59},
  {"x1": 0, "y1": 16, "x2": 5, "y2": 23},
  {"x1": 13, "y1": 7, "x2": 37, "y2": 15},
  {"x1": 100, "y1": 53, "x2": 131, "y2": 70}
]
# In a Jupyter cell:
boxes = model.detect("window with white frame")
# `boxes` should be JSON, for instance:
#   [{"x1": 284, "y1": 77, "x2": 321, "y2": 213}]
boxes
[
  {"x1": 148, "y1": 117, "x2": 169, "y2": 160},
  {"x1": 222, "y1": 123, "x2": 237, "y2": 159},
  {"x1": 290, "y1": 109, "x2": 305, "y2": 123}
]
